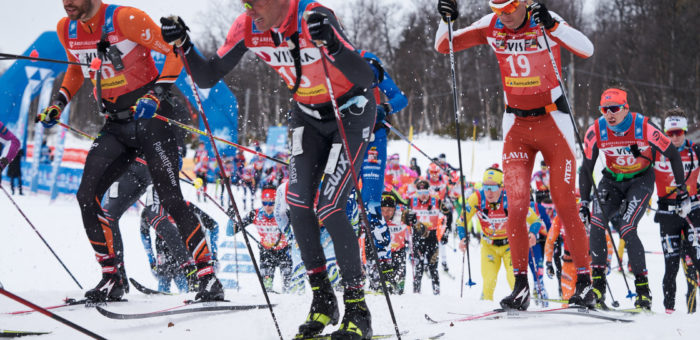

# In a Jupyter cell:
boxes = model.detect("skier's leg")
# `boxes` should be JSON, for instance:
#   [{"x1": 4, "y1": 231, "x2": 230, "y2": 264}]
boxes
[
  {"x1": 481, "y1": 240, "x2": 500, "y2": 301},
  {"x1": 658, "y1": 212, "x2": 682, "y2": 311},
  {"x1": 588, "y1": 179, "x2": 623, "y2": 303},
  {"x1": 426, "y1": 233, "x2": 440, "y2": 295}
]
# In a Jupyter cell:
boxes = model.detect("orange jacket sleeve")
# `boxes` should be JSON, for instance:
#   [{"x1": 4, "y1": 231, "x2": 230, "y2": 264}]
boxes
[
  {"x1": 544, "y1": 216, "x2": 561, "y2": 262},
  {"x1": 56, "y1": 18, "x2": 87, "y2": 102},
  {"x1": 116, "y1": 7, "x2": 182, "y2": 85}
]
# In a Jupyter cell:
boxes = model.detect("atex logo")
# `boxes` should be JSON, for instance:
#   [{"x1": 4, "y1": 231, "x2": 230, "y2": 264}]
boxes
[
  {"x1": 563, "y1": 159, "x2": 572, "y2": 184},
  {"x1": 502, "y1": 151, "x2": 529, "y2": 162}
]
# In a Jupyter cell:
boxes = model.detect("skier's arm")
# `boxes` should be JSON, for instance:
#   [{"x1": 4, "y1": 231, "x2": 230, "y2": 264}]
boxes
[
  {"x1": 54, "y1": 18, "x2": 85, "y2": 104},
  {"x1": 456, "y1": 194, "x2": 479, "y2": 240},
  {"x1": 434, "y1": 14, "x2": 491, "y2": 54},
  {"x1": 374, "y1": 60, "x2": 408, "y2": 114},
  {"x1": 182, "y1": 14, "x2": 249, "y2": 88},
  {"x1": 0, "y1": 122, "x2": 20, "y2": 163},
  {"x1": 545, "y1": 12, "x2": 594, "y2": 59},
  {"x1": 579, "y1": 125, "x2": 599, "y2": 202},
  {"x1": 302, "y1": 7, "x2": 373, "y2": 89},
  {"x1": 544, "y1": 217, "x2": 560, "y2": 262},
  {"x1": 117, "y1": 7, "x2": 182, "y2": 86},
  {"x1": 526, "y1": 207, "x2": 543, "y2": 236}
]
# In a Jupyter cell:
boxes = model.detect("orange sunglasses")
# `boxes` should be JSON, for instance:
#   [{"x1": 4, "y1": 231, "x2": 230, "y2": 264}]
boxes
[{"x1": 490, "y1": 0, "x2": 520, "y2": 16}]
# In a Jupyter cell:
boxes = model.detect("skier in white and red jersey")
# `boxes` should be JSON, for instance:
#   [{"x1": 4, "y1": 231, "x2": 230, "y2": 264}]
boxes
[
  {"x1": 231, "y1": 184, "x2": 292, "y2": 292},
  {"x1": 435, "y1": 0, "x2": 595, "y2": 310},
  {"x1": 652, "y1": 108, "x2": 700, "y2": 314},
  {"x1": 580, "y1": 88, "x2": 687, "y2": 310},
  {"x1": 160, "y1": 0, "x2": 375, "y2": 337}
]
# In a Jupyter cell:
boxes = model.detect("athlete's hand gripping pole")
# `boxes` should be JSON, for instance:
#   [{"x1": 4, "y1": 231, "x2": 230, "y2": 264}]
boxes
[
  {"x1": 526, "y1": 0, "x2": 634, "y2": 300},
  {"x1": 178, "y1": 47, "x2": 283, "y2": 340},
  {"x1": 303, "y1": 10, "x2": 403, "y2": 340},
  {"x1": 444, "y1": 10, "x2": 476, "y2": 295}
]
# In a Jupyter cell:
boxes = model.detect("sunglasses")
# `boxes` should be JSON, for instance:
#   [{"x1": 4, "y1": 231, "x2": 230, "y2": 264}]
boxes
[
  {"x1": 490, "y1": 0, "x2": 520, "y2": 16},
  {"x1": 262, "y1": 201, "x2": 275, "y2": 206},
  {"x1": 417, "y1": 189, "x2": 430, "y2": 196},
  {"x1": 666, "y1": 130, "x2": 685, "y2": 137},
  {"x1": 483, "y1": 184, "x2": 502, "y2": 192},
  {"x1": 599, "y1": 104, "x2": 625, "y2": 114}
]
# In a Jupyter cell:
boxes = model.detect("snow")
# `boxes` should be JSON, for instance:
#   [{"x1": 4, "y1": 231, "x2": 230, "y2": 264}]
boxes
[{"x1": 1, "y1": 136, "x2": 699, "y2": 339}]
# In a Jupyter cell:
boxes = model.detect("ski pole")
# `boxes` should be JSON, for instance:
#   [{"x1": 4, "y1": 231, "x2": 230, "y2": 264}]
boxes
[
  {"x1": 178, "y1": 46, "x2": 283, "y2": 340},
  {"x1": 445, "y1": 13, "x2": 476, "y2": 295},
  {"x1": 0, "y1": 52, "x2": 89, "y2": 67},
  {"x1": 0, "y1": 286, "x2": 104, "y2": 340},
  {"x1": 306, "y1": 11, "x2": 402, "y2": 338},
  {"x1": 153, "y1": 114, "x2": 288, "y2": 166},
  {"x1": 605, "y1": 276, "x2": 621, "y2": 308},
  {"x1": 527, "y1": 0, "x2": 635, "y2": 300},
  {"x1": 0, "y1": 186, "x2": 83, "y2": 289}
]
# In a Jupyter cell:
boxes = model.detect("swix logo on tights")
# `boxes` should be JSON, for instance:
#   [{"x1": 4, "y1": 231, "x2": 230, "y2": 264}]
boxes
[
  {"x1": 323, "y1": 153, "x2": 351, "y2": 201},
  {"x1": 564, "y1": 159, "x2": 572, "y2": 184},
  {"x1": 622, "y1": 196, "x2": 641, "y2": 222},
  {"x1": 502, "y1": 151, "x2": 529, "y2": 162}
]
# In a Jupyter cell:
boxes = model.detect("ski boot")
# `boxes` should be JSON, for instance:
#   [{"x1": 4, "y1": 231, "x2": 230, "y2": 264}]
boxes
[
  {"x1": 331, "y1": 288, "x2": 372, "y2": 340},
  {"x1": 296, "y1": 272, "x2": 339, "y2": 338},
  {"x1": 589, "y1": 267, "x2": 608, "y2": 309},
  {"x1": 194, "y1": 264, "x2": 224, "y2": 301},
  {"x1": 569, "y1": 273, "x2": 597, "y2": 309},
  {"x1": 634, "y1": 275, "x2": 652, "y2": 310},
  {"x1": 85, "y1": 258, "x2": 126, "y2": 302},
  {"x1": 500, "y1": 273, "x2": 530, "y2": 311},
  {"x1": 183, "y1": 263, "x2": 199, "y2": 292},
  {"x1": 378, "y1": 260, "x2": 395, "y2": 294},
  {"x1": 441, "y1": 261, "x2": 449, "y2": 273}
]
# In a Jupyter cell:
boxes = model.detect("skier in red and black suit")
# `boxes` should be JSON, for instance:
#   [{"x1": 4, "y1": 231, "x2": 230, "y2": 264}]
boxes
[
  {"x1": 435, "y1": 0, "x2": 595, "y2": 309},
  {"x1": 160, "y1": 0, "x2": 376, "y2": 337},
  {"x1": 580, "y1": 88, "x2": 687, "y2": 310},
  {"x1": 36, "y1": 0, "x2": 222, "y2": 302},
  {"x1": 651, "y1": 108, "x2": 700, "y2": 314}
]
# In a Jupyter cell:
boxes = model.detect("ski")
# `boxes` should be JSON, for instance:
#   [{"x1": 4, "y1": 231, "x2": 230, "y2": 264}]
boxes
[
  {"x1": 297, "y1": 330, "x2": 408, "y2": 339},
  {"x1": 95, "y1": 302, "x2": 272, "y2": 320},
  {"x1": 129, "y1": 278, "x2": 174, "y2": 296},
  {"x1": 426, "y1": 306, "x2": 633, "y2": 324},
  {"x1": 0, "y1": 330, "x2": 51, "y2": 338},
  {"x1": 535, "y1": 298, "x2": 645, "y2": 315},
  {"x1": 6, "y1": 298, "x2": 126, "y2": 315}
]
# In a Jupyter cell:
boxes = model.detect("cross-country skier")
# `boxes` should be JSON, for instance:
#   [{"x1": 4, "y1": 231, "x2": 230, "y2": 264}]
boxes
[
  {"x1": 381, "y1": 193, "x2": 410, "y2": 294},
  {"x1": 457, "y1": 166, "x2": 543, "y2": 301},
  {"x1": 405, "y1": 179, "x2": 450, "y2": 295},
  {"x1": 426, "y1": 163, "x2": 454, "y2": 275},
  {"x1": 140, "y1": 185, "x2": 220, "y2": 293},
  {"x1": 194, "y1": 143, "x2": 210, "y2": 202},
  {"x1": 651, "y1": 108, "x2": 700, "y2": 313},
  {"x1": 36, "y1": 0, "x2": 222, "y2": 302},
  {"x1": 581, "y1": 88, "x2": 687, "y2": 310},
  {"x1": 0, "y1": 120, "x2": 21, "y2": 175},
  {"x1": 435, "y1": 0, "x2": 596, "y2": 309},
  {"x1": 357, "y1": 49, "x2": 407, "y2": 293},
  {"x1": 231, "y1": 184, "x2": 292, "y2": 292},
  {"x1": 160, "y1": 0, "x2": 376, "y2": 335}
]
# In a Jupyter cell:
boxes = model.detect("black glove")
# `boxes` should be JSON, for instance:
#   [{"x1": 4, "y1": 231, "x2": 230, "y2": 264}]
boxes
[
  {"x1": 529, "y1": 2, "x2": 557, "y2": 30},
  {"x1": 676, "y1": 188, "x2": 691, "y2": 218},
  {"x1": 579, "y1": 201, "x2": 590, "y2": 225},
  {"x1": 305, "y1": 11, "x2": 340, "y2": 54},
  {"x1": 406, "y1": 211, "x2": 417, "y2": 226},
  {"x1": 160, "y1": 16, "x2": 192, "y2": 52},
  {"x1": 440, "y1": 233, "x2": 449, "y2": 245},
  {"x1": 546, "y1": 261, "x2": 555, "y2": 279},
  {"x1": 440, "y1": 201, "x2": 451, "y2": 215},
  {"x1": 0, "y1": 157, "x2": 8, "y2": 172},
  {"x1": 437, "y1": 0, "x2": 459, "y2": 22}
]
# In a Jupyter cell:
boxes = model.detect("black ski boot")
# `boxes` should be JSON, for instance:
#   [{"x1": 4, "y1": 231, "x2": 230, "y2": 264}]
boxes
[
  {"x1": 183, "y1": 263, "x2": 199, "y2": 292},
  {"x1": 634, "y1": 275, "x2": 652, "y2": 310},
  {"x1": 500, "y1": 273, "x2": 530, "y2": 311},
  {"x1": 568, "y1": 273, "x2": 596, "y2": 308},
  {"x1": 331, "y1": 288, "x2": 372, "y2": 340},
  {"x1": 85, "y1": 259, "x2": 126, "y2": 302},
  {"x1": 119, "y1": 263, "x2": 129, "y2": 294},
  {"x1": 194, "y1": 265, "x2": 224, "y2": 301},
  {"x1": 590, "y1": 267, "x2": 608, "y2": 309},
  {"x1": 296, "y1": 272, "x2": 339, "y2": 338}
]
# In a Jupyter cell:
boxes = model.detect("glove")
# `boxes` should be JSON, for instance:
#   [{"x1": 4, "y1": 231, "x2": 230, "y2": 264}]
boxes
[
  {"x1": 529, "y1": 2, "x2": 558, "y2": 30},
  {"x1": 440, "y1": 200, "x2": 451, "y2": 215},
  {"x1": 458, "y1": 238, "x2": 467, "y2": 252},
  {"x1": 579, "y1": 200, "x2": 590, "y2": 225},
  {"x1": 676, "y1": 188, "x2": 691, "y2": 218},
  {"x1": 160, "y1": 16, "x2": 192, "y2": 51},
  {"x1": 0, "y1": 157, "x2": 8, "y2": 172},
  {"x1": 193, "y1": 177, "x2": 204, "y2": 190},
  {"x1": 406, "y1": 211, "x2": 417, "y2": 226},
  {"x1": 35, "y1": 102, "x2": 64, "y2": 128},
  {"x1": 305, "y1": 11, "x2": 340, "y2": 54},
  {"x1": 546, "y1": 261, "x2": 554, "y2": 279},
  {"x1": 440, "y1": 232, "x2": 449, "y2": 245},
  {"x1": 437, "y1": 0, "x2": 459, "y2": 22},
  {"x1": 132, "y1": 89, "x2": 162, "y2": 120}
]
